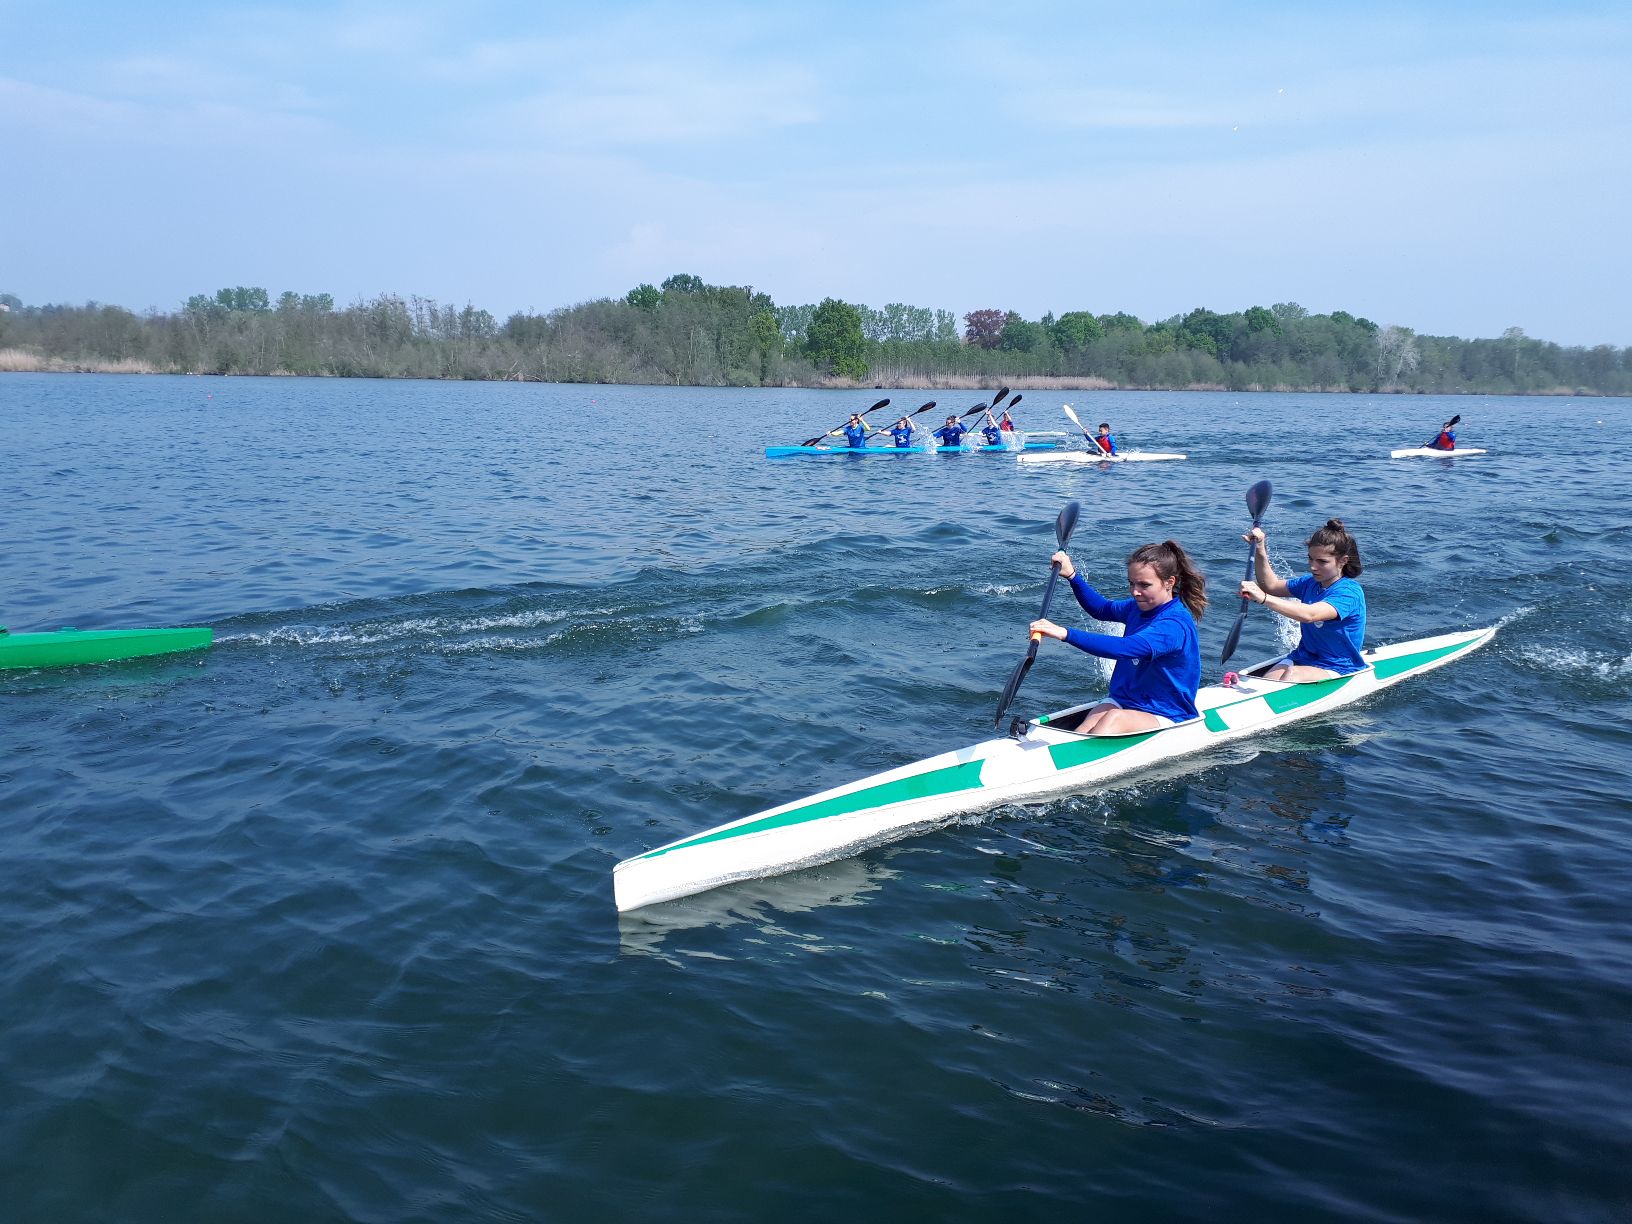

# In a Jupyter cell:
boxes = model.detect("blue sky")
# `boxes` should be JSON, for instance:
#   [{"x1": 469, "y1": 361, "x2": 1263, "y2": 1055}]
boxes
[{"x1": 3, "y1": 1, "x2": 1628, "y2": 344}]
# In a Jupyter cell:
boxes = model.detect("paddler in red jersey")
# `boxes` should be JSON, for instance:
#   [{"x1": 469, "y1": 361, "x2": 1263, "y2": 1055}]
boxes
[
  {"x1": 1093, "y1": 423, "x2": 1118, "y2": 456},
  {"x1": 1428, "y1": 426, "x2": 1456, "y2": 451}
]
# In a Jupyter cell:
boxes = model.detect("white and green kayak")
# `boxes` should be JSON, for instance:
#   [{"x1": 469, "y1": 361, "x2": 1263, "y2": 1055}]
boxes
[
  {"x1": 613, "y1": 627, "x2": 1494, "y2": 912},
  {"x1": 1018, "y1": 449, "x2": 1188, "y2": 465},
  {"x1": 1390, "y1": 447, "x2": 1487, "y2": 459}
]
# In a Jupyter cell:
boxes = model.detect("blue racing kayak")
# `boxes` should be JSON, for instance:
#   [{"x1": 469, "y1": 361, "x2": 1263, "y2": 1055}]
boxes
[{"x1": 766, "y1": 439, "x2": 1059, "y2": 458}]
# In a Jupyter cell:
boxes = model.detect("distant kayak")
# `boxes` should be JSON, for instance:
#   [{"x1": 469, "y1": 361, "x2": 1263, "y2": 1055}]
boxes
[
  {"x1": 1018, "y1": 449, "x2": 1188, "y2": 465},
  {"x1": 0, "y1": 625, "x2": 213, "y2": 670},
  {"x1": 766, "y1": 439, "x2": 1059, "y2": 458},
  {"x1": 1390, "y1": 447, "x2": 1488, "y2": 459}
]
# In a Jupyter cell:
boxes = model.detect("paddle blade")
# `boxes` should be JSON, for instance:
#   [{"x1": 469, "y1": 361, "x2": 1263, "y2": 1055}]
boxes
[
  {"x1": 1062, "y1": 404, "x2": 1086, "y2": 434},
  {"x1": 993, "y1": 386, "x2": 1011, "y2": 407},
  {"x1": 915, "y1": 400, "x2": 936, "y2": 413},
  {"x1": 867, "y1": 398, "x2": 891, "y2": 413},
  {"x1": 993, "y1": 647, "x2": 1036, "y2": 727},
  {"x1": 962, "y1": 401, "x2": 989, "y2": 420},
  {"x1": 1220, "y1": 607, "x2": 1248, "y2": 664},
  {"x1": 1245, "y1": 479, "x2": 1273, "y2": 521},
  {"x1": 1008, "y1": 394, "x2": 1022, "y2": 409},
  {"x1": 1054, "y1": 499, "x2": 1081, "y2": 549}
]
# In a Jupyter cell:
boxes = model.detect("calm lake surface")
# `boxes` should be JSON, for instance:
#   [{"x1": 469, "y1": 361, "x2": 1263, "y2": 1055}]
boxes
[{"x1": 2, "y1": 373, "x2": 1628, "y2": 1222}]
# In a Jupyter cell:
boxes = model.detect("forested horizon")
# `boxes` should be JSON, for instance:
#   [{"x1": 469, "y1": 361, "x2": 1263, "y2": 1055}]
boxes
[{"x1": 1, "y1": 276, "x2": 1627, "y2": 396}]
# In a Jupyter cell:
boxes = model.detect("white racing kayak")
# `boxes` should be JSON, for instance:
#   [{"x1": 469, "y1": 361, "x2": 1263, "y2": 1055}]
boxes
[
  {"x1": 1019, "y1": 449, "x2": 1188, "y2": 465},
  {"x1": 613, "y1": 626, "x2": 1495, "y2": 911},
  {"x1": 1390, "y1": 447, "x2": 1488, "y2": 459}
]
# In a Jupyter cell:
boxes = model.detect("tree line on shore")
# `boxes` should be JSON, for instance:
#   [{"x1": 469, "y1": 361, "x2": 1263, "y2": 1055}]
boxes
[{"x1": 0, "y1": 276, "x2": 1626, "y2": 395}]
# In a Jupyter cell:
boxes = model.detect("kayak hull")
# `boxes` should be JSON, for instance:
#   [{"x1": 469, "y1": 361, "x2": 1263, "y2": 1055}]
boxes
[
  {"x1": 1019, "y1": 450, "x2": 1188, "y2": 464},
  {"x1": 766, "y1": 439, "x2": 1059, "y2": 457},
  {"x1": 1390, "y1": 447, "x2": 1487, "y2": 459},
  {"x1": 0, "y1": 625, "x2": 213, "y2": 670},
  {"x1": 614, "y1": 627, "x2": 1494, "y2": 911}
]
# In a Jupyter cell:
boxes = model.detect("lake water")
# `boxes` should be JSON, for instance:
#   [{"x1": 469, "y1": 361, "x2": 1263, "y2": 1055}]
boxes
[{"x1": 2, "y1": 373, "x2": 1628, "y2": 1222}]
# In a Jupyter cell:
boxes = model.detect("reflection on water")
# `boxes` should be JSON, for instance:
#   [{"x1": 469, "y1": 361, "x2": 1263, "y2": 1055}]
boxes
[{"x1": 617, "y1": 855, "x2": 898, "y2": 959}]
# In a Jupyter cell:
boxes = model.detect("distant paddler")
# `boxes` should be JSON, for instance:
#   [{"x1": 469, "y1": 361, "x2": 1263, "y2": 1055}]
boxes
[
  {"x1": 886, "y1": 414, "x2": 918, "y2": 447},
  {"x1": 839, "y1": 412, "x2": 869, "y2": 448},
  {"x1": 1092, "y1": 422, "x2": 1118, "y2": 456},
  {"x1": 1427, "y1": 417, "x2": 1458, "y2": 451},
  {"x1": 978, "y1": 409, "x2": 1003, "y2": 447},
  {"x1": 1029, "y1": 541, "x2": 1207, "y2": 734},
  {"x1": 1238, "y1": 518, "x2": 1367, "y2": 681}
]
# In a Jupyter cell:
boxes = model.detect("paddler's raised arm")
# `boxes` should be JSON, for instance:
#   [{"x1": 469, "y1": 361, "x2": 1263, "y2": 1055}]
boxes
[
  {"x1": 1050, "y1": 551, "x2": 1119, "y2": 620},
  {"x1": 1243, "y1": 527, "x2": 1291, "y2": 597}
]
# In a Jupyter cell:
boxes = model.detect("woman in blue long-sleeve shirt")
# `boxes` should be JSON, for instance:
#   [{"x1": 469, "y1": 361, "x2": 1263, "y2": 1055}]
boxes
[{"x1": 1030, "y1": 540, "x2": 1208, "y2": 735}]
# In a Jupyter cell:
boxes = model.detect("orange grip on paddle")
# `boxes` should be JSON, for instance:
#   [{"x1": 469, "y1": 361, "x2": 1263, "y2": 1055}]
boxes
[{"x1": 1030, "y1": 630, "x2": 1043, "y2": 642}]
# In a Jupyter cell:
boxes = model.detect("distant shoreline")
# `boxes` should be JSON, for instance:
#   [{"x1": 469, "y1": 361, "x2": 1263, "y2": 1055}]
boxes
[{"x1": 0, "y1": 358, "x2": 1617, "y2": 397}]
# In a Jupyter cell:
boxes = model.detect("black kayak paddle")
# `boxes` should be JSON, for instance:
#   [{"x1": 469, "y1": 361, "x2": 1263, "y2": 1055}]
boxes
[
  {"x1": 863, "y1": 400, "x2": 937, "y2": 441},
  {"x1": 801, "y1": 397, "x2": 891, "y2": 447},
  {"x1": 1219, "y1": 479, "x2": 1275, "y2": 665},
  {"x1": 993, "y1": 500, "x2": 1082, "y2": 730}
]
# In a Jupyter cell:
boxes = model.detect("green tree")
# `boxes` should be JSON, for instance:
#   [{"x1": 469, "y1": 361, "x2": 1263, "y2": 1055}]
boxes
[
  {"x1": 214, "y1": 286, "x2": 270, "y2": 313},
  {"x1": 806, "y1": 297, "x2": 868, "y2": 379},
  {"x1": 660, "y1": 273, "x2": 705, "y2": 295},
  {"x1": 1244, "y1": 305, "x2": 1280, "y2": 334},
  {"x1": 1098, "y1": 312, "x2": 1144, "y2": 333},
  {"x1": 626, "y1": 283, "x2": 660, "y2": 310},
  {"x1": 1052, "y1": 310, "x2": 1105, "y2": 351},
  {"x1": 998, "y1": 312, "x2": 1043, "y2": 352}
]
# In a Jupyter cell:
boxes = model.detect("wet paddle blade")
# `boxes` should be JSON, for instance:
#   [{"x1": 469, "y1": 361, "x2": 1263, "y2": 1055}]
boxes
[
  {"x1": 1220, "y1": 610, "x2": 1248, "y2": 665},
  {"x1": 1246, "y1": 479, "x2": 1273, "y2": 520},
  {"x1": 994, "y1": 645, "x2": 1037, "y2": 728},
  {"x1": 1054, "y1": 499, "x2": 1081, "y2": 548}
]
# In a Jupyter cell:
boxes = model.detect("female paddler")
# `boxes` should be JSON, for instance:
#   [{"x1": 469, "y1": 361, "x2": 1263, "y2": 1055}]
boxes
[
  {"x1": 1030, "y1": 541, "x2": 1207, "y2": 734},
  {"x1": 1239, "y1": 518, "x2": 1366, "y2": 681}
]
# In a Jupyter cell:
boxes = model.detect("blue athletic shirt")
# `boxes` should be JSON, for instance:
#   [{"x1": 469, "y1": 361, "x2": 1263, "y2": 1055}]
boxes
[
  {"x1": 982, "y1": 425, "x2": 1002, "y2": 445},
  {"x1": 1059, "y1": 576, "x2": 1201, "y2": 721},
  {"x1": 842, "y1": 422, "x2": 868, "y2": 447},
  {"x1": 889, "y1": 425, "x2": 914, "y2": 447},
  {"x1": 1284, "y1": 574, "x2": 1367, "y2": 674},
  {"x1": 933, "y1": 423, "x2": 967, "y2": 447}
]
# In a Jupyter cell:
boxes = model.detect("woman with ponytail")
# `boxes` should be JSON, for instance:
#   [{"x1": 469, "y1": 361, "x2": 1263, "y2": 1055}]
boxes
[
  {"x1": 1030, "y1": 540, "x2": 1206, "y2": 734},
  {"x1": 1239, "y1": 518, "x2": 1367, "y2": 681}
]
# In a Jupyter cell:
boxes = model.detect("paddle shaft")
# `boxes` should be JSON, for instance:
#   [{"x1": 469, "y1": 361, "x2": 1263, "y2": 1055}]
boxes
[{"x1": 801, "y1": 397, "x2": 891, "y2": 447}]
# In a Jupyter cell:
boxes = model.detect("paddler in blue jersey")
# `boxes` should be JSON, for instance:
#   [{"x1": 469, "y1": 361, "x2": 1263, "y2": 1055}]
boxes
[
  {"x1": 1428, "y1": 425, "x2": 1456, "y2": 451},
  {"x1": 888, "y1": 415, "x2": 917, "y2": 447},
  {"x1": 1030, "y1": 540, "x2": 1207, "y2": 734},
  {"x1": 1239, "y1": 518, "x2": 1367, "y2": 681},
  {"x1": 980, "y1": 411, "x2": 1003, "y2": 447},
  {"x1": 1093, "y1": 423, "x2": 1118, "y2": 456},
  {"x1": 839, "y1": 413, "x2": 869, "y2": 448},
  {"x1": 933, "y1": 414, "x2": 968, "y2": 448}
]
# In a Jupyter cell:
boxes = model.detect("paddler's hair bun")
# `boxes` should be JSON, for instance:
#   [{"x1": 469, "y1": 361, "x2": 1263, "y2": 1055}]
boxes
[{"x1": 1308, "y1": 518, "x2": 1363, "y2": 578}]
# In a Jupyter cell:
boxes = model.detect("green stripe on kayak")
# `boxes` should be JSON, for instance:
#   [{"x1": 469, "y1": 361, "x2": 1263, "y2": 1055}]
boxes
[
  {"x1": 1372, "y1": 637, "x2": 1474, "y2": 680},
  {"x1": 1261, "y1": 671, "x2": 1355, "y2": 713},
  {"x1": 640, "y1": 757, "x2": 988, "y2": 860},
  {"x1": 1046, "y1": 728, "x2": 1159, "y2": 771}
]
